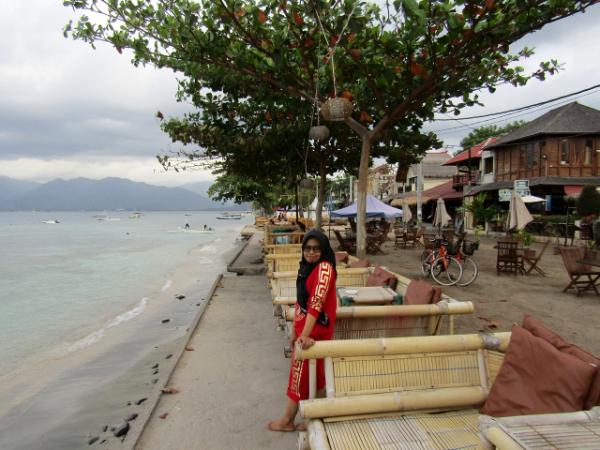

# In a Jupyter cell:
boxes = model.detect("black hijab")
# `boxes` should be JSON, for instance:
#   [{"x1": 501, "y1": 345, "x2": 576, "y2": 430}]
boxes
[{"x1": 296, "y1": 229, "x2": 337, "y2": 312}]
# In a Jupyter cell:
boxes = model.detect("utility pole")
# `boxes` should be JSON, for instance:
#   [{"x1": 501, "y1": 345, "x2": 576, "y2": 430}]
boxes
[{"x1": 416, "y1": 161, "x2": 423, "y2": 223}]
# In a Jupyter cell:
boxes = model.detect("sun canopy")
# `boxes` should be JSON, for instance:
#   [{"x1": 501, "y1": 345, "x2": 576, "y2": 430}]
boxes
[
  {"x1": 521, "y1": 195, "x2": 546, "y2": 204},
  {"x1": 331, "y1": 194, "x2": 403, "y2": 219}
]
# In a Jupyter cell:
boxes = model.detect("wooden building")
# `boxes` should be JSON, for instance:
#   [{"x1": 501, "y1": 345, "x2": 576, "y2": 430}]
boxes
[{"x1": 491, "y1": 102, "x2": 599, "y2": 181}]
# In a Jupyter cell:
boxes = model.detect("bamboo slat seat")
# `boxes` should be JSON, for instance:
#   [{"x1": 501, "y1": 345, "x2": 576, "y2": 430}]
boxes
[
  {"x1": 480, "y1": 408, "x2": 600, "y2": 449},
  {"x1": 296, "y1": 333, "x2": 511, "y2": 450}
]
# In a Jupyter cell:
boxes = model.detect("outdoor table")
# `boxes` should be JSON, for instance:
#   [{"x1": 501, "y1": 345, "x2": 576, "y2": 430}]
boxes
[{"x1": 337, "y1": 286, "x2": 402, "y2": 306}]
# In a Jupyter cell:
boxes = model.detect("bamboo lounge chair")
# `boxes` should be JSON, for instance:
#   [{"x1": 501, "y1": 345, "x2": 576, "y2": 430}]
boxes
[
  {"x1": 296, "y1": 333, "x2": 510, "y2": 450},
  {"x1": 263, "y1": 243, "x2": 302, "y2": 255},
  {"x1": 480, "y1": 408, "x2": 600, "y2": 449},
  {"x1": 265, "y1": 253, "x2": 360, "y2": 278}
]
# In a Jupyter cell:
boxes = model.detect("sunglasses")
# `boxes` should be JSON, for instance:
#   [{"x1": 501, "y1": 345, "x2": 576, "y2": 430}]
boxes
[{"x1": 304, "y1": 245, "x2": 321, "y2": 253}]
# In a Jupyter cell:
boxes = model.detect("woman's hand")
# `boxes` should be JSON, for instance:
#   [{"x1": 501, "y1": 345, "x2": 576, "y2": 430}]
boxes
[{"x1": 296, "y1": 335, "x2": 315, "y2": 350}]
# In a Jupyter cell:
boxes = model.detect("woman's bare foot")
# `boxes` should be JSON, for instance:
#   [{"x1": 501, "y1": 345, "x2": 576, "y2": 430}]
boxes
[
  {"x1": 295, "y1": 422, "x2": 307, "y2": 431},
  {"x1": 267, "y1": 419, "x2": 295, "y2": 432}
]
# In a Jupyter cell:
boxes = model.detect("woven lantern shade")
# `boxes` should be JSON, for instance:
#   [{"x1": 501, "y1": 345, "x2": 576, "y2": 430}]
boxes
[
  {"x1": 321, "y1": 98, "x2": 353, "y2": 122},
  {"x1": 309, "y1": 125, "x2": 330, "y2": 142},
  {"x1": 299, "y1": 179, "x2": 315, "y2": 190}
]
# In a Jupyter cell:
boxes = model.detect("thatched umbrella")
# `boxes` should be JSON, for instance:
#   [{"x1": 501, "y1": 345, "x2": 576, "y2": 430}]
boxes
[
  {"x1": 402, "y1": 198, "x2": 413, "y2": 224},
  {"x1": 433, "y1": 198, "x2": 451, "y2": 233}
]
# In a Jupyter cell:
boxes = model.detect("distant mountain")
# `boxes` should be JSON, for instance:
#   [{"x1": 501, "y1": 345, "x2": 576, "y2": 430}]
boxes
[
  {"x1": 180, "y1": 181, "x2": 214, "y2": 197},
  {"x1": 0, "y1": 177, "x2": 41, "y2": 209},
  {"x1": 0, "y1": 177, "x2": 247, "y2": 211}
]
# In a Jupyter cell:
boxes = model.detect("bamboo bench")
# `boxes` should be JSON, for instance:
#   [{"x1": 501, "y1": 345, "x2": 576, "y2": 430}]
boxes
[
  {"x1": 264, "y1": 243, "x2": 302, "y2": 255},
  {"x1": 265, "y1": 253, "x2": 361, "y2": 278},
  {"x1": 296, "y1": 333, "x2": 510, "y2": 450}
]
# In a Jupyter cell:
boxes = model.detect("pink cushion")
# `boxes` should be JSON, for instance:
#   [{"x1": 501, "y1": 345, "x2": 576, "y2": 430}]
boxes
[
  {"x1": 348, "y1": 258, "x2": 370, "y2": 268},
  {"x1": 366, "y1": 266, "x2": 398, "y2": 291},
  {"x1": 522, "y1": 314, "x2": 600, "y2": 409},
  {"x1": 404, "y1": 279, "x2": 441, "y2": 305},
  {"x1": 335, "y1": 252, "x2": 349, "y2": 264},
  {"x1": 481, "y1": 325, "x2": 596, "y2": 417}
]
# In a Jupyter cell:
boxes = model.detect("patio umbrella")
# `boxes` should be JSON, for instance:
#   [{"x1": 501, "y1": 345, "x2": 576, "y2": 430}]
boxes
[
  {"x1": 330, "y1": 194, "x2": 403, "y2": 219},
  {"x1": 402, "y1": 198, "x2": 413, "y2": 224},
  {"x1": 520, "y1": 194, "x2": 546, "y2": 204},
  {"x1": 507, "y1": 190, "x2": 534, "y2": 231},
  {"x1": 433, "y1": 198, "x2": 451, "y2": 230}
]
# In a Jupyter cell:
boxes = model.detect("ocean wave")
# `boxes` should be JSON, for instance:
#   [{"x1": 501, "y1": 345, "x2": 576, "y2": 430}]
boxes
[
  {"x1": 66, "y1": 297, "x2": 149, "y2": 353},
  {"x1": 199, "y1": 244, "x2": 217, "y2": 254},
  {"x1": 161, "y1": 279, "x2": 172, "y2": 292}
]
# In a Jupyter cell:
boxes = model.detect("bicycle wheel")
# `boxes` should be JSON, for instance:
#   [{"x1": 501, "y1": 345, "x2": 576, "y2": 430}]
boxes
[
  {"x1": 456, "y1": 256, "x2": 478, "y2": 287},
  {"x1": 430, "y1": 256, "x2": 463, "y2": 286},
  {"x1": 420, "y1": 250, "x2": 432, "y2": 276}
]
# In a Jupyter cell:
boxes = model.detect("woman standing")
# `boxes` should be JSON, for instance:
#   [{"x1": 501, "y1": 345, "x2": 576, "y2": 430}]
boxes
[{"x1": 267, "y1": 229, "x2": 337, "y2": 432}]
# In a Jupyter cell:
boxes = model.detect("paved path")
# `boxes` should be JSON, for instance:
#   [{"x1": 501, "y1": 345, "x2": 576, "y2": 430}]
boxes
[{"x1": 136, "y1": 233, "x2": 296, "y2": 449}]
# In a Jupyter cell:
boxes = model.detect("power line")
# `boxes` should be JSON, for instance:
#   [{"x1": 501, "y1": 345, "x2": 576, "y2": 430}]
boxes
[
  {"x1": 432, "y1": 82, "x2": 600, "y2": 121},
  {"x1": 430, "y1": 88, "x2": 600, "y2": 135}
]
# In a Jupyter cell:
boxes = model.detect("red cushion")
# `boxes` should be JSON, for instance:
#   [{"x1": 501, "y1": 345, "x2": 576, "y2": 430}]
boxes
[
  {"x1": 366, "y1": 266, "x2": 398, "y2": 291},
  {"x1": 480, "y1": 325, "x2": 596, "y2": 417},
  {"x1": 348, "y1": 258, "x2": 370, "y2": 268},
  {"x1": 522, "y1": 314, "x2": 600, "y2": 409},
  {"x1": 335, "y1": 252, "x2": 349, "y2": 264},
  {"x1": 404, "y1": 279, "x2": 441, "y2": 305}
]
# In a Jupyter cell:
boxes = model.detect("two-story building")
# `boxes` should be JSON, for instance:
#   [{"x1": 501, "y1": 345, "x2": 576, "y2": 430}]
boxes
[{"x1": 466, "y1": 102, "x2": 600, "y2": 212}]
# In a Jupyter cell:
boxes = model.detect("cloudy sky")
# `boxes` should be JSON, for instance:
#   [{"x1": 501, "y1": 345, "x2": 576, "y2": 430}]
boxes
[{"x1": 1, "y1": 2, "x2": 599, "y2": 186}]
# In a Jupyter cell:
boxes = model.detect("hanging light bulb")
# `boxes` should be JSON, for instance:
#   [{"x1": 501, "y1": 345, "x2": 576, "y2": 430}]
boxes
[{"x1": 309, "y1": 125, "x2": 330, "y2": 141}]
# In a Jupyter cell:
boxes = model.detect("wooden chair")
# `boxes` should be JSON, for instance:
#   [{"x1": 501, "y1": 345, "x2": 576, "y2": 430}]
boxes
[
  {"x1": 403, "y1": 227, "x2": 418, "y2": 248},
  {"x1": 366, "y1": 232, "x2": 387, "y2": 255},
  {"x1": 523, "y1": 241, "x2": 549, "y2": 276},
  {"x1": 422, "y1": 232, "x2": 437, "y2": 250},
  {"x1": 558, "y1": 246, "x2": 600, "y2": 296},
  {"x1": 496, "y1": 240, "x2": 523, "y2": 275},
  {"x1": 394, "y1": 227, "x2": 407, "y2": 249},
  {"x1": 333, "y1": 229, "x2": 356, "y2": 254}
]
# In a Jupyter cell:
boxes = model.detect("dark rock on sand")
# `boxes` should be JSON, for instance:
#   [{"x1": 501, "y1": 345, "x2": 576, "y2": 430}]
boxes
[
  {"x1": 165, "y1": 354, "x2": 173, "y2": 359},
  {"x1": 153, "y1": 369, "x2": 159, "y2": 375},
  {"x1": 88, "y1": 436, "x2": 99, "y2": 445},
  {"x1": 125, "y1": 413, "x2": 138, "y2": 422},
  {"x1": 175, "y1": 294, "x2": 186, "y2": 300},
  {"x1": 135, "y1": 397, "x2": 147, "y2": 405},
  {"x1": 101, "y1": 440, "x2": 107, "y2": 444},
  {"x1": 152, "y1": 378, "x2": 159, "y2": 384},
  {"x1": 196, "y1": 303, "x2": 201, "y2": 306},
  {"x1": 161, "y1": 319, "x2": 170, "y2": 324},
  {"x1": 126, "y1": 402, "x2": 131, "y2": 406},
  {"x1": 112, "y1": 422, "x2": 129, "y2": 438},
  {"x1": 151, "y1": 363, "x2": 159, "y2": 369},
  {"x1": 102, "y1": 425, "x2": 108, "y2": 432}
]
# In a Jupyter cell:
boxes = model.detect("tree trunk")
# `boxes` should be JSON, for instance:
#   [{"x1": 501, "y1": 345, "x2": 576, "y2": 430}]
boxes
[
  {"x1": 315, "y1": 160, "x2": 326, "y2": 230},
  {"x1": 356, "y1": 136, "x2": 371, "y2": 258}
]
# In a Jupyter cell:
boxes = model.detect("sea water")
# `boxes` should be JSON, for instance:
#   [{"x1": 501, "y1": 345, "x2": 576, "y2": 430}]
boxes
[{"x1": 0, "y1": 211, "x2": 251, "y2": 449}]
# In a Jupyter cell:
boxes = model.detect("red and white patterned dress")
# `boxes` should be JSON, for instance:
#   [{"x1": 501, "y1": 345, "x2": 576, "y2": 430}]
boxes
[{"x1": 287, "y1": 261, "x2": 337, "y2": 402}]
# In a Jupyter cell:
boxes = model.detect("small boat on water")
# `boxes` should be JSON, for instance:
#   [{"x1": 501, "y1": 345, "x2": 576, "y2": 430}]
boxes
[
  {"x1": 217, "y1": 212, "x2": 242, "y2": 220},
  {"x1": 42, "y1": 219, "x2": 60, "y2": 224},
  {"x1": 167, "y1": 227, "x2": 215, "y2": 234}
]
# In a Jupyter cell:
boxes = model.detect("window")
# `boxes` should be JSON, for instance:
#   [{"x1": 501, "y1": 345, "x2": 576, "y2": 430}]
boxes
[
  {"x1": 584, "y1": 139, "x2": 593, "y2": 165},
  {"x1": 560, "y1": 139, "x2": 569, "y2": 164},
  {"x1": 484, "y1": 157, "x2": 493, "y2": 174},
  {"x1": 525, "y1": 143, "x2": 534, "y2": 169}
]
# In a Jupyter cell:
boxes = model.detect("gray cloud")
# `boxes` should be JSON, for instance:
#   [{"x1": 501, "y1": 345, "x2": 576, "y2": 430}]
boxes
[{"x1": 0, "y1": 1, "x2": 599, "y2": 182}]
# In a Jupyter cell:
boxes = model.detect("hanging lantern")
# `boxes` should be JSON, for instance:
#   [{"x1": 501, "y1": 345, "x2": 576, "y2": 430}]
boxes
[
  {"x1": 299, "y1": 178, "x2": 315, "y2": 190},
  {"x1": 309, "y1": 125, "x2": 330, "y2": 142},
  {"x1": 321, "y1": 97, "x2": 353, "y2": 122}
]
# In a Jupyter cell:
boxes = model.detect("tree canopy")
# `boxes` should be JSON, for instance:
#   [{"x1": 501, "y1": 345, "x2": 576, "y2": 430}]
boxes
[
  {"x1": 63, "y1": 0, "x2": 598, "y2": 256},
  {"x1": 459, "y1": 120, "x2": 528, "y2": 150}
]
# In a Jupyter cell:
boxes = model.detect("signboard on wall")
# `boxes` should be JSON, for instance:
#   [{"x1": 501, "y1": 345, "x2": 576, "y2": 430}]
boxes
[
  {"x1": 498, "y1": 189, "x2": 512, "y2": 202},
  {"x1": 514, "y1": 179, "x2": 530, "y2": 197}
]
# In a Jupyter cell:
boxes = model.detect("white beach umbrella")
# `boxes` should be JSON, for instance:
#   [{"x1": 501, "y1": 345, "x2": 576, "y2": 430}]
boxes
[
  {"x1": 402, "y1": 198, "x2": 413, "y2": 224},
  {"x1": 520, "y1": 194, "x2": 546, "y2": 204},
  {"x1": 507, "y1": 190, "x2": 534, "y2": 231},
  {"x1": 433, "y1": 198, "x2": 451, "y2": 229}
]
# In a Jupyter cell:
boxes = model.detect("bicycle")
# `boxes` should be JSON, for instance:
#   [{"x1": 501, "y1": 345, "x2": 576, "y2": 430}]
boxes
[
  {"x1": 420, "y1": 238, "x2": 463, "y2": 286},
  {"x1": 452, "y1": 240, "x2": 479, "y2": 287}
]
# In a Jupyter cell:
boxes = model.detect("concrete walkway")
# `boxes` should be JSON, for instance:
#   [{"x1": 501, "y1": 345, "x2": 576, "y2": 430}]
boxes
[{"x1": 135, "y1": 233, "x2": 296, "y2": 449}]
